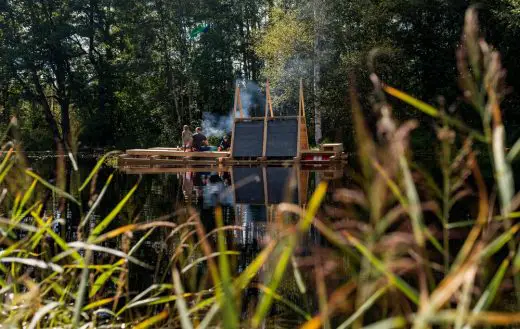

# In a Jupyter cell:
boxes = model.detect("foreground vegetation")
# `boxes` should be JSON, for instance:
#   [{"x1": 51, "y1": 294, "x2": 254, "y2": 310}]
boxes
[{"x1": 2, "y1": 7, "x2": 520, "y2": 329}]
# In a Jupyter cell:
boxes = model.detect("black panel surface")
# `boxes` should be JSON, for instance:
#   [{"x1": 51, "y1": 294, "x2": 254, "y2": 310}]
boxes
[
  {"x1": 233, "y1": 167, "x2": 264, "y2": 204},
  {"x1": 266, "y1": 167, "x2": 298, "y2": 204},
  {"x1": 265, "y1": 119, "x2": 298, "y2": 158},
  {"x1": 232, "y1": 121, "x2": 264, "y2": 158}
]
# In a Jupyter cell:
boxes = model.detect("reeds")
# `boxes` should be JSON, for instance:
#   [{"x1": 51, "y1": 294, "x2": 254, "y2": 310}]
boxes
[{"x1": 1, "y1": 7, "x2": 520, "y2": 329}]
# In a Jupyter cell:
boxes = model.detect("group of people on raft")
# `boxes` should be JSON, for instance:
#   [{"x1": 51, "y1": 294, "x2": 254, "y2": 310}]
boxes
[{"x1": 181, "y1": 125, "x2": 231, "y2": 152}]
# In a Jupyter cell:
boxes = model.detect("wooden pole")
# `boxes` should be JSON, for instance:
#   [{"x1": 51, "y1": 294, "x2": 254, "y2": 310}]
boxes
[
  {"x1": 230, "y1": 84, "x2": 239, "y2": 157},
  {"x1": 297, "y1": 110, "x2": 302, "y2": 158},
  {"x1": 233, "y1": 84, "x2": 239, "y2": 118},
  {"x1": 266, "y1": 80, "x2": 274, "y2": 117},
  {"x1": 237, "y1": 85, "x2": 244, "y2": 118},
  {"x1": 262, "y1": 85, "x2": 269, "y2": 157},
  {"x1": 263, "y1": 166, "x2": 268, "y2": 207},
  {"x1": 299, "y1": 78, "x2": 305, "y2": 117}
]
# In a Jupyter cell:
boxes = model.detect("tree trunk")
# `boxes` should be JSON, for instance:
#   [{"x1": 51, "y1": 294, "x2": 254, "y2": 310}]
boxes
[
  {"x1": 313, "y1": 0, "x2": 323, "y2": 145},
  {"x1": 30, "y1": 67, "x2": 62, "y2": 145}
]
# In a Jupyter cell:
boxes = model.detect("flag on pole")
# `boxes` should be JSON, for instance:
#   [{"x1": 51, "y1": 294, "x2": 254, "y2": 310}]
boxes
[{"x1": 189, "y1": 24, "x2": 209, "y2": 39}]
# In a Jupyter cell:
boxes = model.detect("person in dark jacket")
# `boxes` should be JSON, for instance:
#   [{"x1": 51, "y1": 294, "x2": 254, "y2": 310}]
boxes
[{"x1": 192, "y1": 127, "x2": 210, "y2": 151}]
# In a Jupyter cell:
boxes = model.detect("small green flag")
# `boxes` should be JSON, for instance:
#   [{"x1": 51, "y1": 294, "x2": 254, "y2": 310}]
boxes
[{"x1": 189, "y1": 24, "x2": 209, "y2": 39}]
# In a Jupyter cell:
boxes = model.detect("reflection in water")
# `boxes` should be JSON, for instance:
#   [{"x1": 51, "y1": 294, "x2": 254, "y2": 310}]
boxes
[
  {"x1": 117, "y1": 165, "x2": 345, "y2": 326},
  {"x1": 33, "y1": 157, "x2": 347, "y2": 328}
]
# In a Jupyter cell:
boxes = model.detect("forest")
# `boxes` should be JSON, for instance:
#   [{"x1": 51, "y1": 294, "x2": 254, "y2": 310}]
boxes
[{"x1": 2, "y1": 0, "x2": 520, "y2": 152}]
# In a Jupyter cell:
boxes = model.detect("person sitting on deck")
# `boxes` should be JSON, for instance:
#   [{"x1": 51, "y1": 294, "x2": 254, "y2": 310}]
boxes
[
  {"x1": 182, "y1": 125, "x2": 193, "y2": 151},
  {"x1": 218, "y1": 135, "x2": 231, "y2": 151},
  {"x1": 192, "y1": 127, "x2": 210, "y2": 151}
]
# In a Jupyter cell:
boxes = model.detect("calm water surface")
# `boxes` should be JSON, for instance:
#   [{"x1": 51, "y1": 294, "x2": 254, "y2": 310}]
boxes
[{"x1": 30, "y1": 156, "x2": 351, "y2": 327}]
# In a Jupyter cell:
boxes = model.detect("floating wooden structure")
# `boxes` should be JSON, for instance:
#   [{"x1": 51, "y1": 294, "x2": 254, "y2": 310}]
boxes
[{"x1": 118, "y1": 80, "x2": 347, "y2": 168}]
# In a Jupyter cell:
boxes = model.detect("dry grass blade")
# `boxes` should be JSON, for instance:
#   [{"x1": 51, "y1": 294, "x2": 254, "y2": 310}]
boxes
[
  {"x1": 336, "y1": 285, "x2": 389, "y2": 329},
  {"x1": 65, "y1": 242, "x2": 152, "y2": 269},
  {"x1": 83, "y1": 297, "x2": 116, "y2": 311},
  {"x1": 173, "y1": 269, "x2": 194, "y2": 329},
  {"x1": 133, "y1": 308, "x2": 169, "y2": 329},
  {"x1": 181, "y1": 251, "x2": 240, "y2": 273},
  {"x1": 414, "y1": 260, "x2": 479, "y2": 329},
  {"x1": 431, "y1": 310, "x2": 520, "y2": 326},
  {"x1": 0, "y1": 257, "x2": 64, "y2": 273},
  {"x1": 27, "y1": 301, "x2": 60, "y2": 329}
]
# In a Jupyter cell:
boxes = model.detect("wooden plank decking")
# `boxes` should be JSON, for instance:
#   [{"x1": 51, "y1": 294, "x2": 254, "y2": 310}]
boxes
[{"x1": 126, "y1": 149, "x2": 229, "y2": 158}]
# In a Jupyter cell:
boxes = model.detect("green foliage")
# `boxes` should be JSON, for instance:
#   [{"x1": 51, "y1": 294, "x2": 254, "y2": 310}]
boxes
[{"x1": 3, "y1": 6, "x2": 520, "y2": 328}]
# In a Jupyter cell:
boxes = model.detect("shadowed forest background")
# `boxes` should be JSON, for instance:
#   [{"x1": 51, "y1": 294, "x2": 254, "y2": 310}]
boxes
[{"x1": 2, "y1": 0, "x2": 520, "y2": 151}]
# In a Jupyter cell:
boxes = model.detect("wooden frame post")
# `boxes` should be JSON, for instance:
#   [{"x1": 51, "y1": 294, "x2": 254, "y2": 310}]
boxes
[
  {"x1": 230, "y1": 83, "x2": 243, "y2": 158},
  {"x1": 261, "y1": 81, "x2": 270, "y2": 158},
  {"x1": 298, "y1": 79, "x2": 309, "y2": 153},
  {"x1": 266, "y1": 80, "x2": 273, "y2": 118}
]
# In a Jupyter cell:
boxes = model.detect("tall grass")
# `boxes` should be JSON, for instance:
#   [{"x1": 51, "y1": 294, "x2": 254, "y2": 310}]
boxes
[{"x1": 1, "y1": 7, "x2": 520, "y2": 329}]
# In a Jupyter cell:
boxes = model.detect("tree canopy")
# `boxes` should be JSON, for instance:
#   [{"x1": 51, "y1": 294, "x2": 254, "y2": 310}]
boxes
[{"x1": 1, "y1": 0, "x2": 520, "y2": 150}]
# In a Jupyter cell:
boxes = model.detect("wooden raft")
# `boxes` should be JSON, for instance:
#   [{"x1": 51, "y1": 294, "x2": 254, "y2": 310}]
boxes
[
  {"x1": 119, "y1": 80, "x2": 347, "y2": 168},
  {"x1": 118, "y1": 148, "x2": 230, "y2": 167}
]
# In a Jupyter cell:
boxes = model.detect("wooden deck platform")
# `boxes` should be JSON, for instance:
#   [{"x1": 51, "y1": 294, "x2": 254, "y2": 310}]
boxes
[
  {"x1": 118, "y1": 147, "x2": 347, "y2": 168},
  {"x1": 126, "y1": 148, "x2": 229, "y2": 158},
  {"x1": 120, "y1": 165, "x2": 344, "y2": 175}
]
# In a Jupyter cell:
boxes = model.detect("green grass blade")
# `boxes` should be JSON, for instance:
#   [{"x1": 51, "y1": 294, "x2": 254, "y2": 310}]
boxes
[
  {"x1": 215, "y1": 206, "x2": 239, "y2": 329},
  {"x1": 197, "y1": 303, "x2": 220, "y2": 329},
  {"x1": 471, "y1": 258, "x2": 510, "y2": 315},
  {"x1": 25, "y1": 169, "x2": 80, "y2": 205},
  {"x1": 337, "y1": 286, "x2": 389, "y2": 329},
  {"x1": 89, "y1": 180, "x2": 139, "y2": 239},
  {"x1": 89, "y1": 259, "x2": 125, "y2": 297},
  {"x1": 479, "y1": 224, "x2": 519, "y2": 260},
  {"x1": 383, "y1": 84, "x2": 486, "y2": 142},
  {"x1": 291, "y1": 255, "x2": 306, "y2": 294},
  {"x1": 400, "y1": 156, "x2": 425, "y2": 247},
  {"x1": 507, "y1": 136, "x2": 520, "y2": 162},
  {"x1": 345, "y1": 233, "x2": 419, "y2": 305},
  {"x1": 80, "y1": 173, "x2": 114, "y2": 231},
  {"x1": 79, "y1": 151, "x2": 120, "y2": 192},
  {"x1": 252, "y1": 182, "x2": 328, "y2": 328},
  {"x1": 361, "y1": 317, "x2": 407, "y2": 329},
  {"x1": 32, "y1": 211, "x2": 83, "y2": 264},
  {"x1": 257, "y1": 284, "x2": 311, "y2": 320}
]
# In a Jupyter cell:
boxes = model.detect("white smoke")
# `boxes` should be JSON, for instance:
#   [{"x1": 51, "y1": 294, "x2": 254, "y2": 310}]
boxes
[{"x1": 200, "y1": 80, "x2": 264, "y2": 138}]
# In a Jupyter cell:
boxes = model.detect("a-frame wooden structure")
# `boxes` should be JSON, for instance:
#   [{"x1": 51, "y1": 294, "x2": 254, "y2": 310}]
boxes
[{"x1": 230, "y1": 80, "x2": 310, "y2": 160}]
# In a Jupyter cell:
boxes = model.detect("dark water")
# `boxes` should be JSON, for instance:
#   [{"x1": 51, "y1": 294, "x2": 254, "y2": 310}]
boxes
[
  {"x1": 29, "y1": 156, "x2": 350, "y2": 327},
  {"x1": 24, "y1": 154, "x2": 520, "y2": 327}
]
